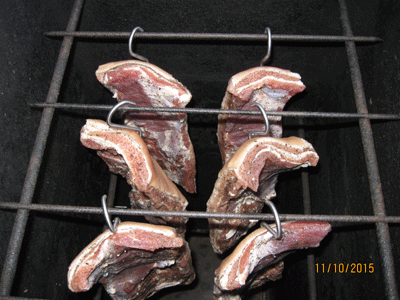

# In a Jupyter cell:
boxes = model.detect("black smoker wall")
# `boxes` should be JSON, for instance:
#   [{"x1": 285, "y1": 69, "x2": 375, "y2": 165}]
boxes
[{"x1": 0, "y1": 0, "x2": 399, "y2": 299}]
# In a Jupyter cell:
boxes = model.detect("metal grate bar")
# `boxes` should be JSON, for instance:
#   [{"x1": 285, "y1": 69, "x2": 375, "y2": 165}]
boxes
[
  {"x1": 0, "y1": 0, "x2": 85, "y2": 296},
  {"x1": 44, "y1": 31, "x2": 382, "y2": 43},
  {"x1": 338, "y1": 0, "x2": 399, "y2": 299},
  {"x1": 1, "y1": 3, "x2": 396, "y2": 300},
  {"x1": 92, "y1": 174, "x2": 118, "y2": 300},
  {"x1": 105, "y1": 175, "x2": 118, "y2": 214},
  {"x1": 298, "y1": 121, "x2": 317, "y2": 300},
  {"x1": 29, "y1": 102, "x2": 400, "y2": 120},
  {"x1": 1, "y1": 202, "x2": 400, "y2": 224}
]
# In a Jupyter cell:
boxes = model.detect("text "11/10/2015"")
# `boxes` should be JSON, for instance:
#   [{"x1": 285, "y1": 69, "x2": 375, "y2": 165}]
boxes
[{"x1": 315, "y1": 263, "x2": 374, "y2": 273}]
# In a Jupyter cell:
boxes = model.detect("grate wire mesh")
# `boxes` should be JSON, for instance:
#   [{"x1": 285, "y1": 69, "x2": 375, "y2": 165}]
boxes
[{"x1": 0, "y1": 0, "x2": 398, "y2": 299}]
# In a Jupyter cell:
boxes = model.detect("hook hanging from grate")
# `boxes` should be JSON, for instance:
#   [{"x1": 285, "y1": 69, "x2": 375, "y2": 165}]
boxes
[
  {"x1": 248, "y1": 102, "x2": 270, "y2": 139},
  {"x1": 260, "y1": 27, "x2": 272, "y2": 66},
  {"x1": 101, "y1": 195, "x2": 121, "y2": 233},
  {"x1": 106, "y1": 100, "x2": 144, "y2": 136},
  {"x1": 260, "y1": 199, "x2": 282, "y2": 239},
  {"x1": 128, "y1": 26, "x2": 149, "y2": 62}
]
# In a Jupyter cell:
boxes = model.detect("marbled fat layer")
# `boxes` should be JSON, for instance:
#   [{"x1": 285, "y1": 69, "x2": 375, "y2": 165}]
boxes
[
  {"x1": 207, "y1": 137, "x2": 319, "y2": 254},
  {"x1": 218, "y1": 66, "x2": 305, "y2": 164},
  {"x1": 96, "y1": 60, "x2": 196, "y2": 193},
  {"x1": 68, "y1": 222, "x2": 195, "y2": 300},
  {"x1": 80, "y1": 119, "x2": 188, "y2": 234}
]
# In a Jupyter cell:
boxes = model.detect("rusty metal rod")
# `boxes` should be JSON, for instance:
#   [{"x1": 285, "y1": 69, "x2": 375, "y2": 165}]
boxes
[
  {"x1": 44, "y1": 31, "x2": 382, "y2": 43},
  {"x1": 29, "y1": 103, "x2": 400, "y2": 120},
  {"x1": 93, "y1": 174, "x2": 118, "y2": 300},
  {"x1": 1, "y1": 202, "x2": 400, "y2": 224},
  {"x1": 298, "y1": 121, "x2": 317, "y2": 300},
  {"x1": 339, "y1": 0, "x2": 399, "y2": 299},
  {"x1": 0, "y1": 0, "x2": 85, "y2": 296}
]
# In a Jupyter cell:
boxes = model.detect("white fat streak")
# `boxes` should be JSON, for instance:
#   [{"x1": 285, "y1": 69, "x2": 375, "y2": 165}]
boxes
[
  {"x1": 156, "y1": 281, "x2": 184, "y2": 290},
  {"x1": 219, "y1": 228, "x2": 275, "y2": 289},
  {"x1": 232, "y1": 138, "x2": 314, "y2": 173},
  {"x1": 124, "y1": 65, "x2": 191, "y2": 106},
  {"x1": 68, "y1": 221, "x2": 179, "y2": 289},
  {"x1": 121, "y1": 61, "x2": 175, "y2": 81},
  {"x1": 82, "y1": 121, "x2": 152, "y2": 185},
  {"x1": 115, "y1": 222, "x2": 177, "y2": 237},
  {"x1": 160, "y1": 129, "x2": 186, "y2": 155},
  {"x1": 156, "y1": 259, "x2": 176, "y2": 268},
  {"x1": 102, "y1": 73, "x2": 118, "y2": 99},
  {"x1": 68, "y1": 232, "x2": 113, "y2": 290},
  {"x1": 252, "y1": 146, "x2": 314, "y2": 167},
  {"x1": 225, "y1": 229, "x2": 236, "y2": 239},
  {"x1": 266, "y1": 68, "x2": 301, "y2": 79},
  {"x1": 235, "y1": 74, "x2": 303, "y2": 95},
  {"x1": 155, "y1": 128, "x2": 186, "y2": 184},
  {"x1": 225, "y1": 218, "x2": 257, "y2": 240}
]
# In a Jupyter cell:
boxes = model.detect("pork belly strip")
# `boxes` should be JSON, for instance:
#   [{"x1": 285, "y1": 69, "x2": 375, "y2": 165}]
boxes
[
  {"x1": 213, "y1": 261, "x2": 283, "y2": 300},
  {"x1": 80, "y1": 119, "x2": 188, "y2": 234},
  {"x1": 68, "y1": 222, "x2": 195, "y2": 300},
  {"x1": 207, "y1": 137, "x2": 319, "y2": 254},
  {"x1": 96, "y1": 60, "x2": 196, "y2": 193},
  {"x1": 218, "y1": 66, "x2": 305, "y2": 164},
  {"x1": 214, "y1": 221, "x2": 331, "y2": 299}
]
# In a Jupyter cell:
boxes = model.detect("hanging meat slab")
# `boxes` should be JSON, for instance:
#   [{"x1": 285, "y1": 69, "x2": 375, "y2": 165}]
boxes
[
  {"x1": 80, "y1": 119, "x2": 188, "y2": 234},
  {"x1": 207, "y1": 136, "x2": 319, "y2": 254},
  {"x1": 218, "y1": 66, "x2": 306, "y2": 164},
  {"x1": 96, "y1": 60, "x2": 196, "y2": 193},
  {"x1": 68, "y1": 222, "x2": 195, "y2": 300},
  {"x1": 213, "y1": 221, "x2": 331, "y2": 299}
]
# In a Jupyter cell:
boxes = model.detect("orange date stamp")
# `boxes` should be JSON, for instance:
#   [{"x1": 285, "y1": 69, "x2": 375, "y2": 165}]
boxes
[{"x1": 315, "y1": 263, "x2": 374, "y2": 273}]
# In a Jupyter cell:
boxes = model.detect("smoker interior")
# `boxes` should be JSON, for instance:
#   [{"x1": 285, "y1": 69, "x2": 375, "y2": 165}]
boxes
[{"x1": 1, "y1": 0, "x2": 399, "y2": 299}]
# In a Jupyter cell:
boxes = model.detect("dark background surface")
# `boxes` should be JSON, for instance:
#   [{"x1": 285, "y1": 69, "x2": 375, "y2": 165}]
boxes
[{"x1": 0, "y1": 0, "x2": 399, "y2": 299}]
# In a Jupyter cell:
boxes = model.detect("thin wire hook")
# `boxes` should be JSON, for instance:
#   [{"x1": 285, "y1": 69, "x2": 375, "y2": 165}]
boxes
[
  {"x1": 260, "y1": 27, "x2": 272, "y2": 66},
  {"x1": 260, "y1": 199, "x2": 282, "y2": 239},
  {"x1": 101, "y1": 195, "x2": 121, "y2": 233},
  {"x1": 107, "y1": 100, "x2": 143, "y2": 136},
  {"x1": 248, "y1": 102, "x2": 270, "y2": 139},
  {"x1": 129, "y1": 27, "x2": 149, "y2": 62}
]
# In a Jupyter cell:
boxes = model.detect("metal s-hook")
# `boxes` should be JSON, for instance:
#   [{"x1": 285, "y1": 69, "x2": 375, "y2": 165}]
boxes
[
  {"x1": 129, "y1": 27, "x2": 149, "y2": 62},
  {"x1": 260, "y1": 27, "x2": 272, "y2": 66},
  {"x1": 107, "y1": 100, "x2": 144, "y2": 136},
  {"x1": 248, "y1": 103, "x2": 270, "y2": 139},
  {"x1": 102, "y1": 195, "x2": 121, "y2": 233},
  {"x1": 260, "y1": 199, "x2": 282, "y2": 239}
]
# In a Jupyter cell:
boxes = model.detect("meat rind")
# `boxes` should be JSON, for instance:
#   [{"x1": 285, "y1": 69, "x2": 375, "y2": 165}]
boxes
[
  {"x1": 218, "y1": 66, "x2": 305, "y2": 164},
  {"x1": 207, "y1": 137, "x2": 319, "y2": 254},
  {"x1": 96, "y1": 60, "x2": 196, "y2": 193},
  {"x1": 80, "y1": 119, "x2": 188, "y2": 234},
  {"x1": 67, "y1": 222, "x2": 195, "y2": 300},
  {"x1": 213, "y1": 261, "x2": 283, "y2": 300},
  {"x1": 214, "y1": 221, "x2": 331, "y2": 298}
]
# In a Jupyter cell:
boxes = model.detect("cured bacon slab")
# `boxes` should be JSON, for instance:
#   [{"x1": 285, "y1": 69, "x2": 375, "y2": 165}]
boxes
[
  {"x1": 68, "y1": 222, "x2": 195, "y2": 300},
  {"x1": 218, "y1": 66, "x2": 305, "y2": 164},
  {"x1": 213, "y1": 261, "x2": 284, "y2": 300},
  {"x1": 80, "y1": 119, "x2": 188, "y2": 234},
  {"x1": 96, "y1": 60, "x2": 196, "y2": 193},
  {"x1": 213, "y1": 221, "x2": 331, "y2": 299},
  {"x1": 207, "y1": 137, "x2": 319, "y2": 254}
]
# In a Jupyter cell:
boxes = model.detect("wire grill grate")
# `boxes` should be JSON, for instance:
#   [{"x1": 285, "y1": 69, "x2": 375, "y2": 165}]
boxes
[{"x1": 0, "y1": 0, "x2": 398, "y2": 299}]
